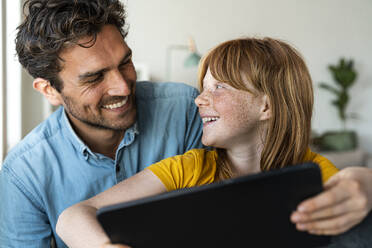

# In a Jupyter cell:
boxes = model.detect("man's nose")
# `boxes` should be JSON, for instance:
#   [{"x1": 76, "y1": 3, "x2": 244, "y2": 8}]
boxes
[{"x1": 107, "y1": 69, "x2": 131, "y2": 96}]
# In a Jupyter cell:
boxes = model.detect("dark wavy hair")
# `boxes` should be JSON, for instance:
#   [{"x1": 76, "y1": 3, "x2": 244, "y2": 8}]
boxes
[{"x1": 16, "y1": 0, "x2": 128, "y2": 92}]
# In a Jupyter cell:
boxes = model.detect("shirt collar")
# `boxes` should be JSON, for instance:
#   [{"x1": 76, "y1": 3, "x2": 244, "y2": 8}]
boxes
[
  {"x1": 118, "y1": 122, "x2": 139, "y2": 149},
  {"x1": 61, "y1": 108, "x2": 140, "y2": 159},
  {"x1": 61, "y1": 109, "x2": 91, "y2": 158}
]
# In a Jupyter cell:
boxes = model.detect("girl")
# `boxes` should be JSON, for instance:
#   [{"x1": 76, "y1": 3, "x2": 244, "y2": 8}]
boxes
[{"x1": 56, "y1": 38, "x2": 367, "y2": 248}]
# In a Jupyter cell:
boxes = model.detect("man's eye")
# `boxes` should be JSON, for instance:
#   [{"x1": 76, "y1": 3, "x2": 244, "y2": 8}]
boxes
[
  {"x1": 119, "y1": 60, "x2": 132, "y2": 69},
  {"x1": 86, "y1": 74, "x2": 104, "y2": 84}
]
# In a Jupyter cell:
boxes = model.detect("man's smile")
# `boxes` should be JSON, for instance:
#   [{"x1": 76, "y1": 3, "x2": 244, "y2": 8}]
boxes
[{"x1": 102, "y1": 97, "x2": 128, "y2": 109}]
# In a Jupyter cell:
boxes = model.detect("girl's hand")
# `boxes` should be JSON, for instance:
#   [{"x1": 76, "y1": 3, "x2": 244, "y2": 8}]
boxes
[{"x1": 290, "y1": 167, "x2": 372, "y2": 235}]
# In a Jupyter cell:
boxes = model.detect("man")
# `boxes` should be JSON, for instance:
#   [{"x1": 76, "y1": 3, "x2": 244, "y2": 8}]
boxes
[
  {"x1": 0, "y1": 0, "x2": 203, "y2": 247},
  {"x1": 2, "y1": 1, "x2": 372, "y2": 247}
]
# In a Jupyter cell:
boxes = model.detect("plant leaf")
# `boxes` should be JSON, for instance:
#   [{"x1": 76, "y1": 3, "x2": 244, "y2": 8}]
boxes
[{"x1": 319, "y1": 83, "x2": 340, "y2": 95}]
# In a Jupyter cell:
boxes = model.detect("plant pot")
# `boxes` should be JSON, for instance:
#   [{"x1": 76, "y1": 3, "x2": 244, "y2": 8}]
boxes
[{"x1": 319, "y1": 130, "x2": 358, "y2": 151}]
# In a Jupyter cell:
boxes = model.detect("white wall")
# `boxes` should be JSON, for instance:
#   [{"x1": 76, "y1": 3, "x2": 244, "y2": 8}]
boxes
[
  {"x1": 20, "y1": 0, "x2": 372, "y2": 154},
  {"x1": 0, "y1": 0, "x2": 5, "y2": 162},
  {"x1": 4, "y1": 0, "x2": 22, "y2": 155},
  {"x1": 124, "y1": 0, "x2": 372, "y2": 154}
]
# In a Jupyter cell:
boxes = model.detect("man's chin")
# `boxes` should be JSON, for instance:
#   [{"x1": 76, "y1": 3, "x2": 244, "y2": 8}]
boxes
[
  {"x1": 82, "y1": 122, "x2": 131, "y2": 131},
  {"x1": 105, "y1": 122, "x2": 135, "y2": 131},
  {"x1": 66, "y1": 106, "x2": 137, "y2": 132},
  {"x1": 109, "y1": 116, "x2": 137, "y2": 131}
]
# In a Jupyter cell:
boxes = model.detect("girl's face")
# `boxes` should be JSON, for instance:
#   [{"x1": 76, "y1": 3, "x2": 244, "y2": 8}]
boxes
[{"x1": 195, "y1": 68, "x2": 268, "y2": 149}]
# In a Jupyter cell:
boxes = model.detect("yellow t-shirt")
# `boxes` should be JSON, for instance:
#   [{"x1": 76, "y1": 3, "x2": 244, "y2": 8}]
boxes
[{"x1": 147, "y1": 148, "x2": 339, "y2": 191}]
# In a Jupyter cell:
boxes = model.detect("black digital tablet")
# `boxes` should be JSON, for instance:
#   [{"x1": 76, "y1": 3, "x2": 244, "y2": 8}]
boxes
[{"x1": 97, "y1": 162, "x2": 330, "y2": 248}]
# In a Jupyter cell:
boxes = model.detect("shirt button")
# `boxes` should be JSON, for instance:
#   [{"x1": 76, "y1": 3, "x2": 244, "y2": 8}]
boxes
[{"x1": 83, "y1": 150, "x2": 88, "y2": 158}]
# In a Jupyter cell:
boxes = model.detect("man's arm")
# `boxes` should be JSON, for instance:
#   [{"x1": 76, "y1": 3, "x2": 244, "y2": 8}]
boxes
[
  {"x1": 0, "y1": 167, "x2": 52, "y2": 247},
  {"x1": 291, "y1": 167, "x2": 372, "y2": 235}
]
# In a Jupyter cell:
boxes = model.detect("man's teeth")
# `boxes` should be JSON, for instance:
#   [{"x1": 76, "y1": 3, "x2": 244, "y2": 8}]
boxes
[
  {"x1": 102, "y1": 98, "x2": 128, "y2": 109},
  {"x1": 202, "y1": 117, "x2": 219, "y2": 124}
]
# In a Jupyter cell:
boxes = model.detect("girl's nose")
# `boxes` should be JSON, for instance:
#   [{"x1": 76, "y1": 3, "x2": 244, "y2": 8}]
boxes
[{"x1": 194, "y1": 91, "x2": 211, "y2": 107}]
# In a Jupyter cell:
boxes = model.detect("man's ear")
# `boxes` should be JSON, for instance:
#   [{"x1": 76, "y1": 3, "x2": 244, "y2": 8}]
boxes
[
  {"x1": 33, "y1": 78, "x2": 63, "y2": 106},
  {"x1": 259, "y1": 95, "x2": 271, "y2": 121}
]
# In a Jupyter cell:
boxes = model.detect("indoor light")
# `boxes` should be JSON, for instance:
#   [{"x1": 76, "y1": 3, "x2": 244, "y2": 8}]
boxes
[{"x1": 166, "y1": 37, "x2": 201, "y2": 81}]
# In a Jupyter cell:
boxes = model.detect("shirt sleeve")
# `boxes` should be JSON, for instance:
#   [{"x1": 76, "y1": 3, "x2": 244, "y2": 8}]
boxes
[
  {"x1": 304, "y1": 150, "x2": 339, "y2": 183},
  {"x1": 0, "y1": 166, "x2": 52, "y2": 247},
  {"x1": 183, "y1": 87, "x2": 204, "y2": 151},
  {"x1": 147, "y1": 149, "x2": 216, "y2": 191},
  {"x1": 313, "y1": 155, "x2": 339, "y2": 183}
]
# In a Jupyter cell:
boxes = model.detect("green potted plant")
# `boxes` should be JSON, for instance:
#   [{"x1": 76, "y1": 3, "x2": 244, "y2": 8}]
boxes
[{"x1": 318, "y1": 58, "x2": 358, "y2": 151}]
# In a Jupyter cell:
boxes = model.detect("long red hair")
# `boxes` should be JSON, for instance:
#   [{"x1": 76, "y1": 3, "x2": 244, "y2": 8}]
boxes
[{"x1": 198, "y1": 38, "x2": 314, "y2": 180}]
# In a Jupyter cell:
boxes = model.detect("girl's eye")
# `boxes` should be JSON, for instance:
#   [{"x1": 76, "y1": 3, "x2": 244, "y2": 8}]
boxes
[{"x1": 216, "y1": 84, "x2": 223, "y2": 89}]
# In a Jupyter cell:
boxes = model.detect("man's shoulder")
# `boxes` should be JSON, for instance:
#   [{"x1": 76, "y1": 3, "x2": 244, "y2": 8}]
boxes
[
  {"x1": 3, "y1": 108, "x2": 65, "y2": 168},
  {"x1": 136, "y1": 81, "x2": 199, "y2": 100}
]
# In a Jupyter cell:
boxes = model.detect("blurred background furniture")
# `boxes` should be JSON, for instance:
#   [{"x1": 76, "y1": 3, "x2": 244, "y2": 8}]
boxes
[{"x1": 317, "y1": 148, "x2": 371, "y2": 169}]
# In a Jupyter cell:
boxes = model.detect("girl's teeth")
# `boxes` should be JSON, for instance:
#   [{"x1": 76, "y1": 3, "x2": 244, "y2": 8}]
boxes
[{"x1": 202, "y1": 117, "x2": 219, "y2": 124}]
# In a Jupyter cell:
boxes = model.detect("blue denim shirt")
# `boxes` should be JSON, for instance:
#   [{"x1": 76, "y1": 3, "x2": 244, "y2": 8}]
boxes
[{"x1": 0, "y1": 82, "x2": 203, "y2": 248}]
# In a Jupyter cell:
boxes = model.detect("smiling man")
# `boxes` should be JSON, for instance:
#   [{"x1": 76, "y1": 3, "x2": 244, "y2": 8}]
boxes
[
  {"x1": 0, "y1": 0, "x2": 203, "y2": 247},
  {"x1": 40, "y1": 25, "x2": 139, "y2": 159}
]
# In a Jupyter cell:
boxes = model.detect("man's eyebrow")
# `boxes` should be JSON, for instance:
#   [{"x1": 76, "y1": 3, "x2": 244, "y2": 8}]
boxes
[
  {"x1": 119, "y1": 49, "x2": 132, "y2": 65},
  {"x1": 78, "y1": 49, "x2": 133, "y2": 80},
  {"x1": 78, "y1": 68, "x2": 108, "y2": 80}
]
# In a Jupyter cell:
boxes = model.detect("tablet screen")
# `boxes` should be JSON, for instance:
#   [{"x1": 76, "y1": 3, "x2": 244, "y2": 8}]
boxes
[{"x1": 97, "y1": 162, "x2": 330, "y2": 248}]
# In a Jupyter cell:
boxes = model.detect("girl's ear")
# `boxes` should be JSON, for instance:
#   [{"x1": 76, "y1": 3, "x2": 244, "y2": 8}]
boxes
[
  {"x1": 33, "y1": 78, "x2": 63, "y2": 106},
  {"x1": 259, "y1": 95, "x2": 271, "y2": 121}
]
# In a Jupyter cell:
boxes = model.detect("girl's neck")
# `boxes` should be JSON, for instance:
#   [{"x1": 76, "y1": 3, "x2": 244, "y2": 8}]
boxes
[{"x1": 226, "y1": 143, "x2": 263, "y2": 177}]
